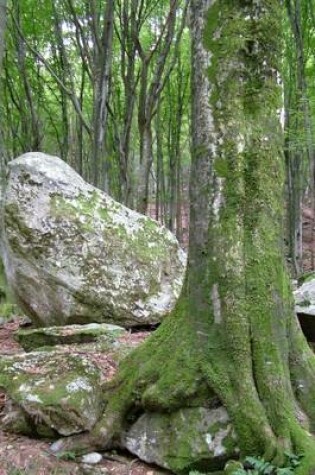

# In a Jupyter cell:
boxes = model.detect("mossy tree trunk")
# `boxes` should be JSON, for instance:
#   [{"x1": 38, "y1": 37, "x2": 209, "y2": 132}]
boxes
[{"x1": 54, "y1": 1, "x2": 315, "y2": 472}]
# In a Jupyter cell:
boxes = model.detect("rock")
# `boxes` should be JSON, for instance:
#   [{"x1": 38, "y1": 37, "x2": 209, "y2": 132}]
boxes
[
  {"x1": 79, "y1": 467, "x2": 110, "y2": 475},
  {"x1": 14, "y1": 323, "x2": 127, "y2": 352},
  {"x1": 224, "y1": 460, "x2": 244, "y2": 474},
  {"x1": 81, "y1": 453, "x2": 103, "y2": 465},
  {"x1": 0, "y1": 351, "x2": 103, "y2": 437},
  {"x1": 122, "y1": 407, "x2": 239, "y2": 473},
  {"x1": 294, "y1": 279, "x2": 315, "y2": 342},
  {"x1": 294, "y1": 278, "x2": 315, "y2": 317},
  {"x1": 1, "y1": 152, "x2": 186, "y2": 328}
]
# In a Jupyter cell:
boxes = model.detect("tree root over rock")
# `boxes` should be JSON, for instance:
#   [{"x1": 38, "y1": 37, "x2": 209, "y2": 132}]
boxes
[{"x1": 50, "y1": 300, "x2": 315, "y2": 475}]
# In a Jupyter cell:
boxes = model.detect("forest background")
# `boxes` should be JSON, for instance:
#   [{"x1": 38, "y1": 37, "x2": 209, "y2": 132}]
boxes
[
  {"x1": 0, "y1": 0, "x2": 314, "y2": 277},
  {"x1": 0, "y1": 0, "x2": 312, "y2": 277}
]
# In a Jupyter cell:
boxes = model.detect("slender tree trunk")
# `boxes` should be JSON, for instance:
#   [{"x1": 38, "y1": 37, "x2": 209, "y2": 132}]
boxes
[
  {"x1": 155, "y1": 103, "x2": 162, "y2": 222},
  {"x1": 137, "y1": 122, "x2": 153, "y2": 214},
  {"x1": 0, "y1": 0, "x2": 7, "y2": 190},
  {"x1": 0, "y1": 0, "x2": 6, "y2": 67},
  {"x1": 117, "y1": 0, "x2": 139, "y2": 206},
  {"x1": 52, "y1": 2, "x2": 71, "y2": 162},
  {"x1": 0, "y1": 0, "x2": 7, "y2": 291},
  {"x1": 92, "y1": 0, "x2": 114, "y2": 189}
]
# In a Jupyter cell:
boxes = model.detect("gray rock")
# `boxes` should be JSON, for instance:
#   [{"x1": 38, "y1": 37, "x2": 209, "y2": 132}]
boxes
[
  {"x1": 1, "y1": 152, "x2": 186, "y2": 328},
  {"x1": 0, "y1": 351, "x2": 103, "y2": 437},
  {"x1": 122, "y1": 407, "x2": 239, "y2": 473},
  {"x1": 14, "y1": 323, "x2": 127, "y2": 352},
  {"x1": 294, "y1": 278, "x2": 315, "y2": 316},
  {"x1": 81, "y1": 453, "x2": 103, "y2": 465}
]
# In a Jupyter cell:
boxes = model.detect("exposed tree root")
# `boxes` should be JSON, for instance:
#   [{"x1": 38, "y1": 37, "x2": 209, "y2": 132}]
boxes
[{"x1": 50, "y1": 306, "x2": 315, "y2": 475}]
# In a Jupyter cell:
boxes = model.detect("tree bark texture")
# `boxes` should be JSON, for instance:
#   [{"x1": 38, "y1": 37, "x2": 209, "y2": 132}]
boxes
[
  {"x1": 92, "y1": 0, "x2": 114, "y2": 189},
  {"x1": 52, "y1": 2, "x2": 315, "y2": 473},
  {"x1": 0, "y1": 0, "x2": 6, "y2": 68},
  {"x1": 0, "y1": 0, "x2": 7, "y2": 186}
]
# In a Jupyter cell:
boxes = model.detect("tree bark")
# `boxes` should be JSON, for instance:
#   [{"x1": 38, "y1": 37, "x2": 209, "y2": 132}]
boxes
[
  {"x1": 0, "y1": 0, "x2": 7, "y2": 189},
  {"x1": 92, "y1": 0, "x2": 114, "y2": 190},
  {"x1": 51, "y1": 2, "x2": 315, "y2": 472},
  {"x1": 0, "y1": 0, "x2": 6, "y2": 68},
  {"x1": 0, "y1": 0, "x2": 7, "y2": 290}
]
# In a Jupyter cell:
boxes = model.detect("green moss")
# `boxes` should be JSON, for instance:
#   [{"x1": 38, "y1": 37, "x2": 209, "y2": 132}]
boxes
[
  {"x1": 14, "y1": 324, "x2": 126, "y2": 352},
  {"x1": 214, "y1": 158, "x2": 229, "y2": 179},
  {"x1": 0, "y1": 302, "x2": 17, "y2": 318},
  {"x1": 298, "y1": 272, "x2": 315, "y2": 285}
]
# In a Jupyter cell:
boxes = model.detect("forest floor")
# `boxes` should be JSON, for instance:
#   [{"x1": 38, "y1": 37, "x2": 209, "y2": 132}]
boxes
[{"x1": 0, "y1": 320, "x2": 166, "y2": 475}]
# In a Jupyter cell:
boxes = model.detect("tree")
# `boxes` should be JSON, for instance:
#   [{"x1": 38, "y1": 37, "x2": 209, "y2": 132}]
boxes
[
  {"x1": 52, "y1": 1, "x2": 315, "y2": 472},
  {"x1": 0, "y1": 0, "x2": 6, "y2": 68}
]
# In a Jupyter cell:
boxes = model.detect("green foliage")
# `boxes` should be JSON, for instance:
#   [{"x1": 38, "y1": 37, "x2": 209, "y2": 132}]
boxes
[
  {"x1": 0, "y1": 302, "x2": 17, "y2": 318},
  {"x1": 55, "y1": 450, "x2": 77, "y2": 461},
  {"x1": 229, "y1": 453, "x2": 302, "y2": 475},
  {"x1": 1, "y1": 0, "x2": 191, "y2": 219}
]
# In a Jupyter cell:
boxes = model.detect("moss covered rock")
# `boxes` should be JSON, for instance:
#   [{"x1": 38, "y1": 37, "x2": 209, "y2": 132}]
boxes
[
  {"x1": 0, "y1": 351, "x2": 103, "y2": 437},
  {"x1": 1, "y1": 152, "x2": 186, "y2": 328},
  {"x1": 122, "y1": 407, "x2": 239, "y2": 473},
  {"x1": 14, "y1": 323, "x2": 127, "y2": 352}
]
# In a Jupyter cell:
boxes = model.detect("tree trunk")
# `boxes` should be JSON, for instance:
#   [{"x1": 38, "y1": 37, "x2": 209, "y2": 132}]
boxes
[
  {"x1": 51, "y1": 2, "x2": 315, "y2": 472},
  {"x1": 92, "y1": 0, "x2": 114, "y2": 189},
  {"x1": 137, "y1": 122, "x2": 153, "y2": 215},
  {"x1": 0, "y1": 0, "x2": 6, "y2": 68},
  {"x1": 0, "y1": 0, "x2": 7, "y2": 189},
  {"x1": 0, "y1": 0, "x2": 7, "y2": 292}
]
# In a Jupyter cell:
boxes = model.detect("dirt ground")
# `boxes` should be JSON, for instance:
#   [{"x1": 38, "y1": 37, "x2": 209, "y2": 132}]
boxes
[{"x1": 0, "y1": 320, "x2": 166, "y2": 475}]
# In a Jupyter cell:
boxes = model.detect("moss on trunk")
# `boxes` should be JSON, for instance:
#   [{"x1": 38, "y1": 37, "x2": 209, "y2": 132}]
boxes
[{"x1": 51, "y1": 2, "x2": 315, "y2": 473}]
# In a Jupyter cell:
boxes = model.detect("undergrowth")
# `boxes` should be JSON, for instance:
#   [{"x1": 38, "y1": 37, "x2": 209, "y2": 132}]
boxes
[
  {"x1": 231, "y1": 453, "x2": 302, "y2": 475},
  {"x1": 189, "y1": 453, "x2": 302, "y2": 475}
]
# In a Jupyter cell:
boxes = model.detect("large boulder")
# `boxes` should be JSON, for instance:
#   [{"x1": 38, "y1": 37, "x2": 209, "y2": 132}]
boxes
[
  {"x1": 1, "y1": 152, "x2": 186, "y2": 327},
  {"x1": 122, "y1": 406, "x2": 239, "y2": 473}
]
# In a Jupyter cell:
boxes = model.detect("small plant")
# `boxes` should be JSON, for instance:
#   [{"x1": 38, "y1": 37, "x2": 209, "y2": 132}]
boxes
[
  {"x1": 55, "y1": 450, "x2": 77, "y2": 461},
  {"x1": 229, "y1": 453, "x2": 302, "y2": 475}
]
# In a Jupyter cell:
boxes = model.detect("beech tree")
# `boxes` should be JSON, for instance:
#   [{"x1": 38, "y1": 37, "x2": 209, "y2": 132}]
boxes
[{"x1": 51, "y1": 1, "x2": 315, "y2": 472}]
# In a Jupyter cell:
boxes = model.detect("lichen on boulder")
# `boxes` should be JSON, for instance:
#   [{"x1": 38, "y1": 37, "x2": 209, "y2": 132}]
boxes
[
  {"x1": 1, "y1": 152, "x2": 186, "y2": 328},
  {"x1": 0, "y1": 351, "x2": 103, "y2": 437}
]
